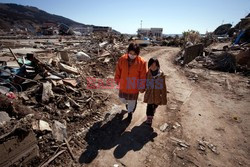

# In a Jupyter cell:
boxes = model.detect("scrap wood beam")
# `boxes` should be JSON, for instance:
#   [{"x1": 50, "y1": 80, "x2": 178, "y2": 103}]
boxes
[
  {"x1": 64, "y1": 138, "x2": 77, "y2": 162},
  {"x1": 39, "y1": 150, "x2": 66, "y2": 167},
  {"x1": 8, "y1": 47, "x2": 21, "y2": 67}
]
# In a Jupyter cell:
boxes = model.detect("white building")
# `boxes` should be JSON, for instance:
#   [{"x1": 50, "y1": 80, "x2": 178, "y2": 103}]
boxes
[{"x1": 137, "y1": 28, "x2": 163, "y2": 38}]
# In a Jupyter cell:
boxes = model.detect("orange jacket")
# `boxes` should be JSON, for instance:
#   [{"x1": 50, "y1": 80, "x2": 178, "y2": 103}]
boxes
[{"x1": 115, "y1": 54, "x2": 147, "y2": 94}]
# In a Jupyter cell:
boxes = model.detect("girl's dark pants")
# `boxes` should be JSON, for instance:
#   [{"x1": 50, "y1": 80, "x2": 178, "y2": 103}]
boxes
[{"x1": 146, "y1": 104, "x2": 158, "y2": 117}]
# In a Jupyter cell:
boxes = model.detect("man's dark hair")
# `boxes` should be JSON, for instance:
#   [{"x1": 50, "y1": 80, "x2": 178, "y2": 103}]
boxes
[
  {"x1": 148, "y1": 57, "x2": 160, "y2": 68},
  {"x1": 127, "y1": 43, "x2": 140, "y2": 55}
]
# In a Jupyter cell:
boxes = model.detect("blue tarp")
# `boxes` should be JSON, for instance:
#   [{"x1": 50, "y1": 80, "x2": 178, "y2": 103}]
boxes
[{"x1": 234, "y1": 30, "x2": 245, "y2": 44}]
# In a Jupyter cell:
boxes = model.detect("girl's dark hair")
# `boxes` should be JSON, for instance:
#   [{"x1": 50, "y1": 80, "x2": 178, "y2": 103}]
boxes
[
  {"x1": 148, "y1": 57, "x2": 160, "y2": 69},
  {"x1": 127, "y1": 43, "x2": 140, "y2": 55}
]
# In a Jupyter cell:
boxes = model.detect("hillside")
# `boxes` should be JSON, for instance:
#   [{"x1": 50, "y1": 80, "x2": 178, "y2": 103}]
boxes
[{"x1": 0, "y1": 3, "x2": 85, "y2": 31}]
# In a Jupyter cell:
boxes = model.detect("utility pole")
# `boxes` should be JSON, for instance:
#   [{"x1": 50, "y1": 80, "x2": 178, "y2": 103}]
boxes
[{"x1": 140, "y1": 20, "x2": 142, "y2": 29}]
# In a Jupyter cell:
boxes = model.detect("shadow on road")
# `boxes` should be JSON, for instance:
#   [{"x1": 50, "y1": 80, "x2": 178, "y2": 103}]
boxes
[
  {"x1": 78, "y1": 110, "x2": 157, "y2": 164},
  {"x1": 113, "y1": 122, "x2": 157, "y2": 159}
]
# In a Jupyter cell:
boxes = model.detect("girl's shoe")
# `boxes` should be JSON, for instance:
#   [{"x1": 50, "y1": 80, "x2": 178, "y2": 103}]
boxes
[
  {"x1": 146, "y1": 116, "x2": 153, "y2": 125},
  {"x1": 127, "y1": 112, "x2": 133, "y2": 122}
]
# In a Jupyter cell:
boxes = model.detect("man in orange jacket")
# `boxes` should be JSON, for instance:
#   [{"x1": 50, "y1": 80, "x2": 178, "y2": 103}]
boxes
[{"x1": 115, "y1": 43, "x2": 147, "y2": 121}]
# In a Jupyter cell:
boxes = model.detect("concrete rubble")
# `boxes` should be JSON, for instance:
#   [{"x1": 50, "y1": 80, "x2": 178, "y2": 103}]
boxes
[
  {"x1": 170, "y1": 137, "x2": 190, "y2": 148},
  {"x1": 32, "y1": 120, "x2": 52, "y2": 132},
  {"x1": 197, "y1": 138, "x2": 220, "y2": 155},
  {"x1": 52, "y1": 120, "x2": 67, "y2": 142},
  {"x1": 160, "y1": 123, "x2": 169, "y2": 132},
  {"x1": 0, "y1": 111, "x2": 11, "y2": 126}
]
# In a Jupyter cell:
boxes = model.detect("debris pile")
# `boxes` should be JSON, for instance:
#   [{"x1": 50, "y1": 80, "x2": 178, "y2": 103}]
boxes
[
  {"x1": 0, "y1": 33, "x2": 128, "y2": 166},
  {"x1": 176, "y1": 43, "x2": 250, "y2": 75},
  {"x1": 175, "y1": 44, "x2": 204, "y2": 65},
  {"x1": 213, "y1": 24, "x2": 232, "y2": 36},
  {"x1": 175, "y1": 15, "x2": 250, "y2": 75},
  {"x1": 232, "y1": 13, "x2": 250, "y2": 45},
  {"x1": 161, "y1": 36, "x2": 185, "y2": 47}
]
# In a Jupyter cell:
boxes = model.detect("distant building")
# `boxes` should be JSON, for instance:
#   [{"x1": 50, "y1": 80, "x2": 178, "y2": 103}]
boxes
[
  {"x1": 137, "y1": 28, "x2": 151, "y2": 37},
  {"x1": 39, "y1": 22, "x2": 58, "y2": 35},
  {"x1": 137, "y1": 28, "x2": 163, "y2": 38},
  {"x1": 93, "y1": 26, "x2": 112, "y2": 33},
  {"x1": 73, "y1": 26, "x2": 93, "y2": 34},
  {"x1": 112, "y1": 29, "x2": 121, "y2": 35},
  {"x1": 72, "y1": 26, "x2": 115, "y2": 34},
  {"x1": 42, "y1": 23, "x2": 57, "y2": 28}
]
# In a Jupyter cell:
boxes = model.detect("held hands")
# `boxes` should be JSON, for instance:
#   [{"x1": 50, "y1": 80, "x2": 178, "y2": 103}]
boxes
[{"x1": 139, "y1": 89, "x2": 145, "y2": 93}]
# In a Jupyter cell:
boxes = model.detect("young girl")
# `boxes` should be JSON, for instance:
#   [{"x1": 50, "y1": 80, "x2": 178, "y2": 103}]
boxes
[{"x1": 143, "y1": 57, "x2": 167, "y2": 125}]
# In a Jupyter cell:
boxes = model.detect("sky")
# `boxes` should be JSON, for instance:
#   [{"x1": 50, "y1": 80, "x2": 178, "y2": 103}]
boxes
[{"x1": 0, "y1": 0, "x2": 249, "y2": 34}]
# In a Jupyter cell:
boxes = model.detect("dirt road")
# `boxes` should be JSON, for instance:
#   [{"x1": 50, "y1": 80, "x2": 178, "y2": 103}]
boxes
[{"x1": 78, "y1": 46, "x2": 250, "y2": 167}]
